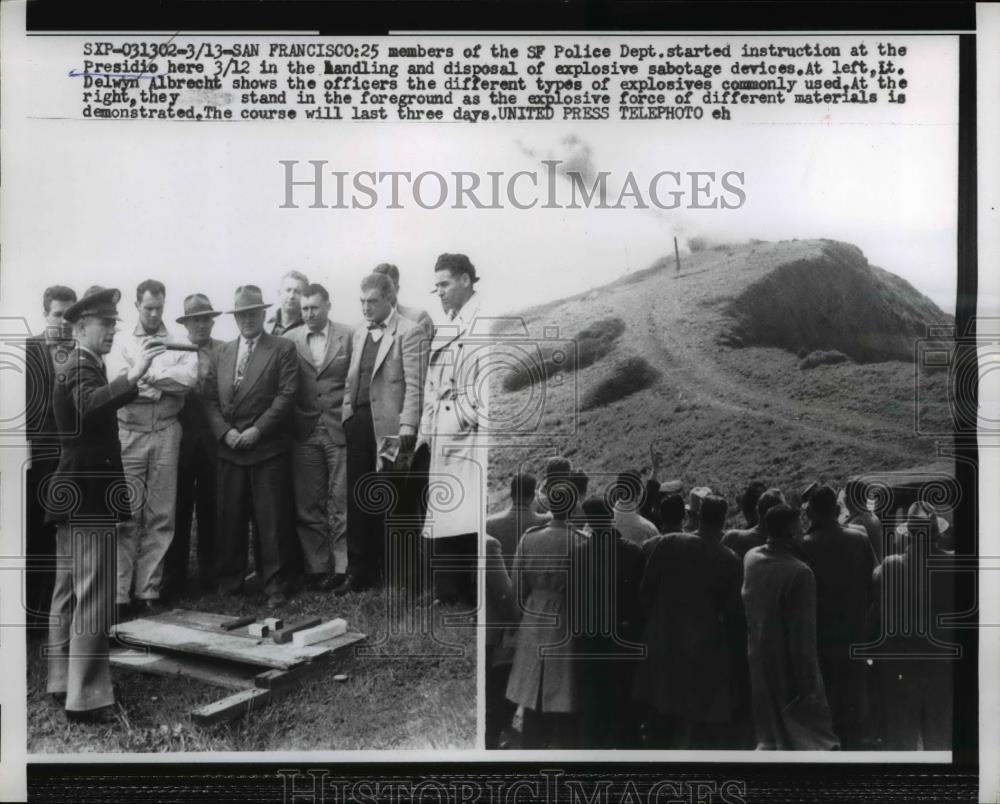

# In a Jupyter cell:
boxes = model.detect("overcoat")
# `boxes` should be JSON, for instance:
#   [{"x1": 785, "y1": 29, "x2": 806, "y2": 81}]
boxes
[
  {"x1": 505, "y1": 520, "x2": 588, "y2": 713},
  {"x1": 418, "y1": 294, "x2": 488, "y2": 538},
  {"x1": 633, "y1": 532, "x2": 745, "y2": 721}
]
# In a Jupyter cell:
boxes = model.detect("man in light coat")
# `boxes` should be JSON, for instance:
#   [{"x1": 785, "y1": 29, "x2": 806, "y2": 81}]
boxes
[
  {"x1": 339, "y1": 273, "x2": 425, "y2": 594},
  {"x1": 417, "y1": 253, "x2": 489, "y2": 608}
]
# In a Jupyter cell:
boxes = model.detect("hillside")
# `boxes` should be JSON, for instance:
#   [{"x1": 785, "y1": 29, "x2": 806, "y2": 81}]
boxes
[{"x1": 488, "y1": 239, "x2": 954, "y2": 516}]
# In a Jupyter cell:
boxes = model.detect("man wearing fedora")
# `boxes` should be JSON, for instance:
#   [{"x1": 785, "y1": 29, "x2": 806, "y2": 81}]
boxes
[
  {"x1": 163, "y1": 294, "x2": 224, "y2": 599},
  {"x1": 110, "y1": 280, "x2": 198, "y2": 616},
  {"x1": 204, "y1": 285, "x2": 298, "y2": 608},
  {"x1": 286, "y1": 283, "x2": 354, "y2": 592},
  {"x1": 46, "y1": 286, "x2": 165, "y2": 723}
]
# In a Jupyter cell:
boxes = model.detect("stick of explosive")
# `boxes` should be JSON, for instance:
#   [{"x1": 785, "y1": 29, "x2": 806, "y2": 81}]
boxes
[{"x1": 164, "y1": 343, "x2": 200, "y2": 352}]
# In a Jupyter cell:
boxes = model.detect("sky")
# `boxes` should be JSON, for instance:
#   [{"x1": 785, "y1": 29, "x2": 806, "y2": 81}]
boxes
[{"x1": 2, "y1": 32, "x2": 959, "y2": 339}]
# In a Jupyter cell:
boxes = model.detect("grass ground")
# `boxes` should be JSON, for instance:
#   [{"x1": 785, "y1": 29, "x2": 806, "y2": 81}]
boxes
[{"x1": 27, "y1": 582, "x2": 476, "y2": 753}]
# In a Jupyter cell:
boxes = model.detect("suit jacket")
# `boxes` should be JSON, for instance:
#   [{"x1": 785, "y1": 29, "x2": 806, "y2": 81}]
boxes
[
  {"x1": 47, "y1": 347, "x2": 139, "y2": 524},
  {"x1": 204, "y1": 332, "x2": 298, "y2": 466},
  {"x1": 25, "y1": 334, "x2": 66, "y2": 457},
  {"x1": 396, "y1": 302, "x2": 434, "y2": 344},
  {"x1": 285, "y1": 321, "x2": 353, "y2": 445},
  {"x1": 178, "y1": 338, "x2": 223, "y2": 458},
  {"x1": 342, "y1": 312, "x2": 425, "y2": 454}
]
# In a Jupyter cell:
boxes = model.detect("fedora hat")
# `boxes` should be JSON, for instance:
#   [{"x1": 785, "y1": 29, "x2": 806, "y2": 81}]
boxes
[
  {"x1": 176, "y1": 293, "x2": 223, "y2": 323},
  {"x1": 63, "y1": 286, "x2": 122, "y2": 324},
  {"x1": 226, "y1": 285, "x2": 272, "y2": 314}
]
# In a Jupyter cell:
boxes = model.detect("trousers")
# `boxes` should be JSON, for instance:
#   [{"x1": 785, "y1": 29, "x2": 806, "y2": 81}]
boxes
[
  {"x1": 292, "y1": 429, "x2": 347, "y2": 576},
  {"x1": 117, "y1": 420, "x2": 182, "y2": 604},
  {"x1": 46, "y1": 523, "x2": 116, "y2": 711}
]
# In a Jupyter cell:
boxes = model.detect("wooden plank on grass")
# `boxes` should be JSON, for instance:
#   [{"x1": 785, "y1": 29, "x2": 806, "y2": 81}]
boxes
[
  {"x1": 110, "y1": 647, "x2": 257, "y2": 690},
  {"x1": 113, "y1": 618, "x2": 334, "y2": 669},
  {"x1": 190, "y1": 687, "x2": 275, "y2": 726}
]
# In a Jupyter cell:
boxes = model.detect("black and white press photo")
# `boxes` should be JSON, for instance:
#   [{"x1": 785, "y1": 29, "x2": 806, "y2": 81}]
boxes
[{"x1": 0, "y1": 2, "x2": 992, "y2": 801}]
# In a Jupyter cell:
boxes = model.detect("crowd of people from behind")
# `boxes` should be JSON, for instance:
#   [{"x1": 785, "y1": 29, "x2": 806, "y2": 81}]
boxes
[
  {"x1": 485, "y1": 453, "x2": 956, "y2": 752},
  {"x1": 25, "y1": 256, "x2": 487, "y2": 724}
]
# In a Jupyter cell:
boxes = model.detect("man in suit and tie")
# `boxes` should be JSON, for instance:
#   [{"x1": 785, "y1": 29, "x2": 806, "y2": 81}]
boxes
[
  {"x1": 339, "y1": 273, "x2": 425, "y2": 595},
  {"x1": 286, "y1": 283, "x2": 354, "y2": 592},
  {"x1": 46, "y1": 287, "x2": 164, "y2": 723},
  {"x1": 25, "y1": 285, "x2": 76, "y2": 628},
  {"x1": 163, "y1": 294, "x2": 224, "y2": 599},
  {"x1": 204, "y1": 286, "x2": 299, "y2": 608}
]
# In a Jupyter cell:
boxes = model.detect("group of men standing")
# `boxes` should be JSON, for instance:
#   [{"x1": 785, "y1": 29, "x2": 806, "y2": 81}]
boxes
[{"x1": 26, "y1": 255, "x2": 488, "y2": 723}]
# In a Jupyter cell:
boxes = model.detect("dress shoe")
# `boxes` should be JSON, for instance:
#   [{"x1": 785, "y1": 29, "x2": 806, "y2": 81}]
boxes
[
  {"x1": 266, "y1": 592, "x2": 288, "y2": 609},
  {"x1": 333, "y1": 576, "x2": 371, "y2": 597},
  {"x1": 66, "y1": 706, "x2": 117, "y2": 725},
  {"x1": 50, "y1": 692, "x2": 67, "y2": 706}
]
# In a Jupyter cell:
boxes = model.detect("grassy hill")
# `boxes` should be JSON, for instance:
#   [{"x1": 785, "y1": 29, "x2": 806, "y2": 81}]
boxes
[{"x1": 488, "y1": 239, "x2": 954, "y2": 518}]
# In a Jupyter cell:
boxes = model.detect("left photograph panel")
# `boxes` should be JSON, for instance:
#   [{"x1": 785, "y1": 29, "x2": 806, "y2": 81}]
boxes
[{"x1": 5, "y1": 21, "x2": 479, "y2": 755}]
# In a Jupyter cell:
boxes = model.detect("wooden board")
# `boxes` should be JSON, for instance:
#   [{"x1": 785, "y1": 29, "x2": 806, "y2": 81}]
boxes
[
  {"x1": 190, "y1": 688, "x2": 275, "y2": 726},
  {"x1": 110, "y1": 647, "x2": 258, "y2": 690},
  {"x1": 112, "y1": 617, "x2": 336, "y2": 669}
]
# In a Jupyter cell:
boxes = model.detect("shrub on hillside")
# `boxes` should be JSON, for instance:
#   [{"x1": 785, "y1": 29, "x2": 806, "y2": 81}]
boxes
[
  {"x1": 501, "y1": 317, "x2": 626, "y2": 392},
  {"x1": 581, "y1": 356, "x2": 661, "y2": 411},
  {"x1": 799, "y1": 349, "x2": 852, "y2": 370}
]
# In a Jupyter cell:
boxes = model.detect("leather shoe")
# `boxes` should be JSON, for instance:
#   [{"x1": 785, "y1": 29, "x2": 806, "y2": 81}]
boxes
[
  {"x1": 266, "y1": 592, "x2": 288, "y2": 608},
  {"x1": 50, "y1": 692, "x2": 67, "y2": 706},
  {"x1": 66, "y1": 706, "x2": 117, "y2": 725},
  {"x1": 334, "y1": 576, "x2": 371, "y2": 597}
]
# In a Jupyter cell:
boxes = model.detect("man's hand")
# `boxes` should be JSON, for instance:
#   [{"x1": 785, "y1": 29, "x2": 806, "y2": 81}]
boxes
[
  {"x1": 398, "y1": 425, "x2": 416, "y2": 454},
  {"x1": 127, "y1": 339, "x2": 166, "y2": 385},
  {"x1": 238, "y1": 426, "x2": 262, "y2": 449},
  {"x1": 648, "y1": 442, "x2": 664, "y2": 476},
  {"x1": 223, "y1": 428, "x2": 242, "y2": 449}
]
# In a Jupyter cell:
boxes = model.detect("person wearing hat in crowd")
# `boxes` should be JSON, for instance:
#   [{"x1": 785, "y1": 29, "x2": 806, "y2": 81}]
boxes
[
  {"x1": 685, "y1": 486, "x2": 713, "y2": 533},
  {"x1": 417, "y1": 253, "x2": 488, "y2": 607},
  {"x1": 610, "y1": 470, "x2": 659, "y2": 547},
  {"x1": 24, "y1": 285, "x2": 77, "y2": 629},
  {"x1": 871, "y1": 502, "x2": 955, "y2": 750},
  {"x1": 267, "y1": 270, "x2": 309, "y2": 336},
  {"x1": 110, "y1": 280, "x2": 198, "y2": 615},
  {"x1": 339, "y1": 272, "x2": 426, "y2": 595},
  {"x1": 162, "y1": 294, "x2": 224, "y2": 599},
  {"x1": 286, "y1": 283, "x2": 354, "y2": 592},
  {"x1": 372, "y1": 263, "x2": 434, "y2": 342},
  {"x1": 634, "y1": 494, "x2": 746, "y2": 748},
  {"x1": 45, "y1": 286, "x2": 165, "y2": 723},
  {"x1": 204, "y1": 285, "x2": 299, "y2": 608},
  {"x1": 800, "y1": 484, "x2": 878, "y2": 749}
]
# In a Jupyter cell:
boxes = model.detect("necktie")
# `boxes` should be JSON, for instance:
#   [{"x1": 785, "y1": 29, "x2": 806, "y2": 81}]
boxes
[
  {"x1": 234, "y1": 338, "x2": 255, "y2": 392},
  {"x1": 367, "y1": 321, "x2": 387, "y2": 331}
]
